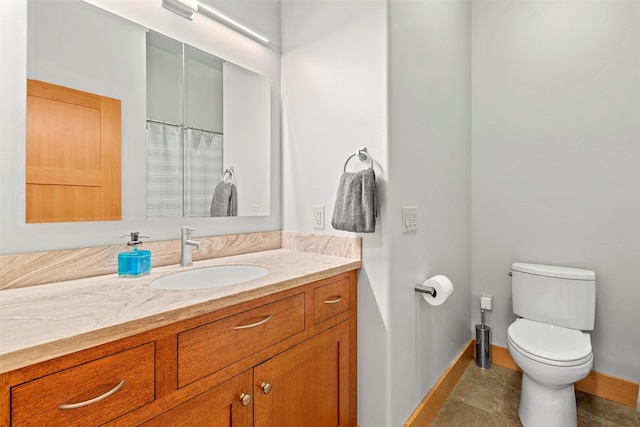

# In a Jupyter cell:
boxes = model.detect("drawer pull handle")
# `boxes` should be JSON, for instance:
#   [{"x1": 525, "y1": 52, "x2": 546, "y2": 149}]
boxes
[
  {"x1": 324, "y1": 295, "x2": 343, "y2": 304},
  {"x1": 58, "y1": 379, "x2": 125, "y2": 410},
  {"x1": 233, "y1": 314, "x2": 273, "y2": 330}
]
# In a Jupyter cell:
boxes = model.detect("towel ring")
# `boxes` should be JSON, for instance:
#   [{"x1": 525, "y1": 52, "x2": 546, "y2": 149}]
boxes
[
  {"x1": 221, "y1": 167, "x2": 234, "y2": 183},
  {"x1": 343, "y1": 147, "x2": 374, "y2": 172}
]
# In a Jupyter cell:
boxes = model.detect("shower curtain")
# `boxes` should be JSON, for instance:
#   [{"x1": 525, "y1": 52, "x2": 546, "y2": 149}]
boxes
[
  {"x1": 146, "y1": 121, "x2": 182, "y2": 219},
  {"x1": 146, "y1": 123, "x2": 223, "y2": 218},
  {"x1": 184, "y1": 129, "x2": 223, "y2": 217}
]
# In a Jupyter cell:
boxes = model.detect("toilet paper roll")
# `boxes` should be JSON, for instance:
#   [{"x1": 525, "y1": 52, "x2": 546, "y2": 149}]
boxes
[{"x1": 422, "y1": 275, "x2": 454, "y2": 306}]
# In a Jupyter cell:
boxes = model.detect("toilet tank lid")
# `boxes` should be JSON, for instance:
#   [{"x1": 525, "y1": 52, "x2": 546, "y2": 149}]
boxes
[{"x1": 512, "y1": 263, "x2": 595, "y2": 281}]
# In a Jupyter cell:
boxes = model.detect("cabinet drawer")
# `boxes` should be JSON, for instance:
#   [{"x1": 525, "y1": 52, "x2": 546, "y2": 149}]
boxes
[
  {"x1": 178, "y1": 293, "x2": 305, "y2": 387},
  {"x1": 314, "y1": 277, "x2": 350, "y2": 324},
  {"x1": 11, "y1": 342, "x2": 155, "y2": 427}
]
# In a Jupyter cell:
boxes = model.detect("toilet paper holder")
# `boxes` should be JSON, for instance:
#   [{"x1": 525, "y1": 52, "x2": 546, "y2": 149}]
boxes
[{"x1": 414, "y1": 284, "x2": 437, "y2": 298}]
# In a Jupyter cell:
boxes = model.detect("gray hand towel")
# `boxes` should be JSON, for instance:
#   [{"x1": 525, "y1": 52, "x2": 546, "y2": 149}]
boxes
[
  {"x1": 331, "y1": 167, "x2": 376, "y2": 233},
  {"x1": 229, "y1": 184, "x2": 238, "y2": 216},
  {"x1": 210, "y1": 182, "x2": 238, "y2": 217}
]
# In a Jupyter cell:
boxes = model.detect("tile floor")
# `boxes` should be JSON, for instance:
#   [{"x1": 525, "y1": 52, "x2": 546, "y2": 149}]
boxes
[{"x1": 430, "y1": 363, "x2": 640, "y2": 427}]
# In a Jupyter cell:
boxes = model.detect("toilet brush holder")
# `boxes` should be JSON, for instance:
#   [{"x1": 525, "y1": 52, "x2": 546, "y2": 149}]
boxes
[{"x1": 475, "y1": 324, "x2": 491, "y2": 368}]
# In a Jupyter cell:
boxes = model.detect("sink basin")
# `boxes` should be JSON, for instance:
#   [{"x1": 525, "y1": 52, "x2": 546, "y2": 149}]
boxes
[{"x1": 151, "y1": 265, "x2": 269, "y2": 290}]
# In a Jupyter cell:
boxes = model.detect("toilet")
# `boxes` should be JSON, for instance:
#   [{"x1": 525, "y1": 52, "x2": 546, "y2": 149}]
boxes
[{"x1": 507, "y1": 263, "x2": 596, "y2": 427}]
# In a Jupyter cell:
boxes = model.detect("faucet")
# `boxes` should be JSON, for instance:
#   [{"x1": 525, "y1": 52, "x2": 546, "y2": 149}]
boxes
[{"x1": 181, "y1": 226, "x2": 204, "y2": 267}]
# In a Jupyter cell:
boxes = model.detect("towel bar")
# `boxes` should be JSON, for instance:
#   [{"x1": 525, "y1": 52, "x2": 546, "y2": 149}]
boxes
[{"x1": 343, "y1": 147, "x2": 374, "y2": 172}]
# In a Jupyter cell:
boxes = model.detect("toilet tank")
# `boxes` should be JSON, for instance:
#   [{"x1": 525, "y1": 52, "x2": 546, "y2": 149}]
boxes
[{"x1": 512, "y1": 263, "x2": 596, "y2": 331}]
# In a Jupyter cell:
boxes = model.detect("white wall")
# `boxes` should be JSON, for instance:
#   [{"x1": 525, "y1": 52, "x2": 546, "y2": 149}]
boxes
[
  {"x1": 472, "y1": 0, "x2": 640, "y2": 382},
  {"x1": 282, "y1": 0, "x2": 471, "y2": 425},
  {"x1": 281, "y1": 1, "x2": 390, "y2": 425},
  {"x1": 388, "y1": 0, "x2": 471, "y2": 424}
]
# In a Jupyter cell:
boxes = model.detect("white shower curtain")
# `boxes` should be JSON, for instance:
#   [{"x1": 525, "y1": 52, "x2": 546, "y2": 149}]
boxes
[
  {"x1": 184, "y1": 129, "x2": 223, "y2": 217},
  {"x1": 146, "y1": 121, "x2": 183, "y2": 219}
]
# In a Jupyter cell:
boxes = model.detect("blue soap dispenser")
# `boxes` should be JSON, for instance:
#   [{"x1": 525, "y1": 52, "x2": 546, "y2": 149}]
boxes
[{"x1": 118, "y1": 232, "x2": 151, "y2": 278}]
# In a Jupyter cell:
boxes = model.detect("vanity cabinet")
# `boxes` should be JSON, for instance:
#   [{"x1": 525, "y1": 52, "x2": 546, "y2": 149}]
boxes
[{"x1": 1, "y1": 270, "x2": 357, "y2": 427}]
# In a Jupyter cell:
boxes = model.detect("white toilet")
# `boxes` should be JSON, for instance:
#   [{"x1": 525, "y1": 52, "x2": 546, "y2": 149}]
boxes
[{"x1": 507, "y1": 263, "x2": 596, "y2": 427}]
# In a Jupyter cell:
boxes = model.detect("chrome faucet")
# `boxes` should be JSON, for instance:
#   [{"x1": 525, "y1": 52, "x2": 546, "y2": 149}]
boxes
[{"x1": 181, "y1": 226, "x2": 204, "y2": 267}]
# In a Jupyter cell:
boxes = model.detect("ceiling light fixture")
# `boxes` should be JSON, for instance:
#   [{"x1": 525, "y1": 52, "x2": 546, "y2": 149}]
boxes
[
  {"x1": 161, "y1": 0, "x2": 198, "y2": 20},
  {"x1": 161, "y1": 0, "x2": 269, "y2": 44},
  {"x1": 196, "y1": 2, "x2": 269, "y2": 44}
]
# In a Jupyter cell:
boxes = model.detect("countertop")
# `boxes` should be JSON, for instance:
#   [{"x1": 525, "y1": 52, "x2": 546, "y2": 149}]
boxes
[{"x1": 0, "y1": 248, "x2": 361, "y2": 373}]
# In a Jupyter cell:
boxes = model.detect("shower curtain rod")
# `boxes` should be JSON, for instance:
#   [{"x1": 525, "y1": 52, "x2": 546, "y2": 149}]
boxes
[{"x1": 146, "y1": 118, "x2": 223, "y2": 136}]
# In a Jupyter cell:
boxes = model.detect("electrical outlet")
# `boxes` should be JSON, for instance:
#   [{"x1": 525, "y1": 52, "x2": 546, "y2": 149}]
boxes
[
  {"x1": 313, "y1": 205, "x2": 325, "y2": 229},
  {"x1": 402, "y1": 206, "x2": 418, "y2": 232},
  {"x1": 481, "y1": 294, "x2": 493, "y2": 311}
]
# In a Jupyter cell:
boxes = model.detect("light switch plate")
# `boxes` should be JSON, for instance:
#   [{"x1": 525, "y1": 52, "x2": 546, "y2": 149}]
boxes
[
  {"x1": 313, "y1": 205, "x2": 325, "y2": 229},
  {"x1": 402, "y1": 206, "x2": 417, "y2": 232}
]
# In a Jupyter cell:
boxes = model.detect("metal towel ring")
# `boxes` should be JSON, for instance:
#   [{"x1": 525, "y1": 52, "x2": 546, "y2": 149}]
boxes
[
  {"x1": 343, "y1": 147, "x2": 373, "y2": 172},
  {"x1": 221, "y1": 167, "x2": 234, "y2": 183}
]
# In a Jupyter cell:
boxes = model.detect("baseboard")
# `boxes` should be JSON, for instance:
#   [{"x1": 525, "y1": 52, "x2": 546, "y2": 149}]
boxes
[
  {"x1": 404, "y1": 340, "x2": 474, "y2": 427},
  {"x1": 404, "y1": 340, "x2": 638, "y2": 427},
  {"x1": 491, "y1": 344, "x2": 521, "y2": 372},
  {"x1": 490, "y1": 344, "x2": 639, "y2": 408}
]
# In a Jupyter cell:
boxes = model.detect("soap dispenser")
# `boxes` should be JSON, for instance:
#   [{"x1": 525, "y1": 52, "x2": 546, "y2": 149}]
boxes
[{"x1": 118, "y1": 232, "x2": 151, "y2": 278}]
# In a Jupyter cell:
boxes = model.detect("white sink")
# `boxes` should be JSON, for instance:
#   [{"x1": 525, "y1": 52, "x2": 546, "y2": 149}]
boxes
[{"x1": 151, "y1": 265, "x2": 269, "y2": 290}]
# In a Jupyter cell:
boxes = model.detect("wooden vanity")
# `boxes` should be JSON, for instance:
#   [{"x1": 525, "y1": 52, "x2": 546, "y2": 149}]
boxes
[{"x1": 0, "y1": 234, "x2": 360, "y2": 426}]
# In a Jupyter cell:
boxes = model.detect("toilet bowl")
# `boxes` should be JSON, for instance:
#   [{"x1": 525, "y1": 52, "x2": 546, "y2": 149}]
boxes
[
  {"x1": 509, "y1": 263, "x2": 596, "y2": 427},
  {"x1": 507, "y1": 319, "x2": 593, "y2": 426}
]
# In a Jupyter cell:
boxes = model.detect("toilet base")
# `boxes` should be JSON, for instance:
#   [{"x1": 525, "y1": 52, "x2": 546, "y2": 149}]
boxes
[{"x1": 519, "y1": 373, "x2": 577, "y2": 427}]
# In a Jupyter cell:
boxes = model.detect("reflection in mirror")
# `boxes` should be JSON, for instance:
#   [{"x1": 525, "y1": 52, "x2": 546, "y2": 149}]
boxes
[
  {"x1": 26, "y1": 79, "x2": 122, "y2": 223},
  {"x1": 27, "y1": 0, "x2": 271, "y2": 223},
  {"x1": 146, "y1": 31, "x2": 226, "y2": 219}
]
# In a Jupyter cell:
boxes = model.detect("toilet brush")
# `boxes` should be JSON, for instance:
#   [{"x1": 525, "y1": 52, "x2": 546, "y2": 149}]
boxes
[{"x1": 476, "y1": 308, "x2": 492, "y2": 368}]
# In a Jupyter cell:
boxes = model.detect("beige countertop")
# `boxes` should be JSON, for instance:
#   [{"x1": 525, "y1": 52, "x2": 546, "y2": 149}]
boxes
[{"x1": 0, "y1": 248, "x2": 361, "y2": 374}]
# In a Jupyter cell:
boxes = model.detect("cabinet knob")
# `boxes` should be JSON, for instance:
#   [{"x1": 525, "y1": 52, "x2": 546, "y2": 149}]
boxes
[
  {"x1": 260, "y1": 382, "x2": 272, "y2": 394},
  {"x1": 239, "y1": 392, "x2": 252, "y2": 406}
]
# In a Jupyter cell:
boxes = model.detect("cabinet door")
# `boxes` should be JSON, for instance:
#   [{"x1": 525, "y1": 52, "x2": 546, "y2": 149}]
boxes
[
  {"x1": 140, "y1": 370, "x2": 253, "y2": 427},
  {"x1": 254, "y1": 322, "x2": 350, "y2": 427}
]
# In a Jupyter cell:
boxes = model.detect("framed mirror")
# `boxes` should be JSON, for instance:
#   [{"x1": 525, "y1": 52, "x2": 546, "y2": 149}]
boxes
[
  {"x1": 27, "y1": 0, "x2": 271, "y2": 222},
  {"x1": 0, "y1": 0, "x2": 280, "y2": 254}
]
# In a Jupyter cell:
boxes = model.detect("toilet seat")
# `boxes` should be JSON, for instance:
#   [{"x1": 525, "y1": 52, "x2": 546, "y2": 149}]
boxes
[{"x1": 508, "y1": 318, "x2": 592, "y2": 367}]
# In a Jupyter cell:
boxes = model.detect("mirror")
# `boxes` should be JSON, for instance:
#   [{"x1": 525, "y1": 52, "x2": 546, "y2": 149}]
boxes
[{"x1": 27, "y1": 0, "x2": 271, "y2": 221}]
